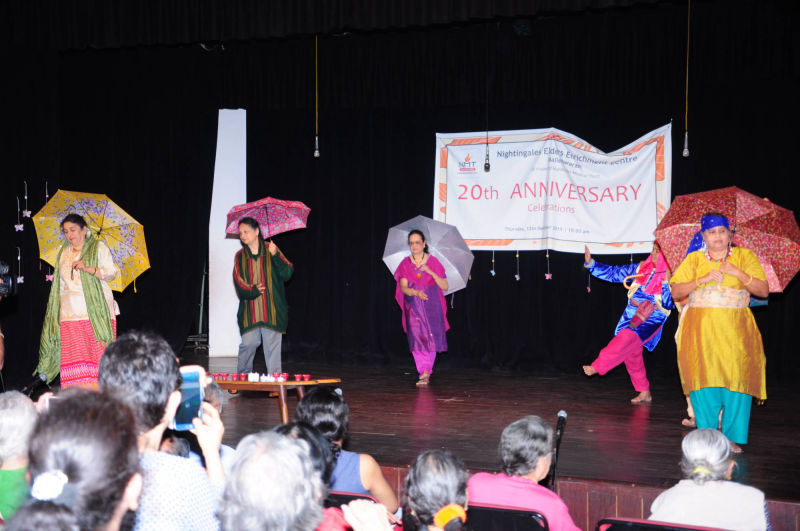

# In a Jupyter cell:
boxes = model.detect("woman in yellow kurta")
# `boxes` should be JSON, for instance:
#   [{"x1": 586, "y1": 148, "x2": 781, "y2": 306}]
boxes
[{"x1": 670, "y1": 213, "x2": 769, "y2": 451}]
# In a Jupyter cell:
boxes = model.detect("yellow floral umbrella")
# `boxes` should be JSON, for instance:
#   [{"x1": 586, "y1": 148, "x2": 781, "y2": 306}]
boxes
[{"x1": 33, "y1": 189, "x2": 150, "y2": 292}]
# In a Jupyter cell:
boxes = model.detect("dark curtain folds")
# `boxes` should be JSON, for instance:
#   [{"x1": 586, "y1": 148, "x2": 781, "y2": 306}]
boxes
[
  {"x1": 3, "y1": 0, "x2": 666, "y2": 51},
  {"x1": 1, "y1": 0, "x2": 798, "y2": 389}
]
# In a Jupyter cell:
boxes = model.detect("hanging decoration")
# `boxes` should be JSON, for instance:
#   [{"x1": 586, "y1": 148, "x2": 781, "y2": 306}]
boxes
[
  {"x1": 313, "y1": 35, "x2": 320, "y2": 159},
  {"x1": 586, "y1": 272, "x2": 591, "y2": 293},
  {"x1": 545, "y1": 250, "x2": 552, "y2": 279},
  {"x1": 16, "y1": 247, "x2": 24, "y2": 284},
  {"x1": 15, "y1": 197, "x2": 24, "y2": 231},
  {"x1": 43, "y1": 181, "x2": 54, "y2": 282},
  {"x1": 22, "y1": 181, "x2": 31, "y2": 217},
  {"x1": 514, "y1": 251, "x2": 520, "y2": 281},
  {"x1": 490, "y1": 250, "x2": 496, "y2": 276}
]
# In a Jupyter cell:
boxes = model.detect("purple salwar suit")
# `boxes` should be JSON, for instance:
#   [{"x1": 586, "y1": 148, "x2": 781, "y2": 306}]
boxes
[{"x1": 394, "y1": 255, "x2": 449, "y2": 374}]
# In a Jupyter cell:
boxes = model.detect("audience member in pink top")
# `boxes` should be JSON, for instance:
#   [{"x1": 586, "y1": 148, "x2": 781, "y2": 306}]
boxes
[{"x1": 467, "y1": 416, "x2": 581, "y2": 531}]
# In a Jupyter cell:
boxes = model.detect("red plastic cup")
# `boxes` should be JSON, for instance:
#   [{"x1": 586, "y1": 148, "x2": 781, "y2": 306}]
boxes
[
  {"x1": 272, "y1": 372, "x2": 280, "y2": 379},
  {"x1": 303, "y1": 374, "x2": 311, "y2": 381},
  {"x1": 293, "y1": 374, "x2": 302, "y2": 381},
  {"x1": 239, "y1": 373, "x2": 247, "y2": 381},
  {"x1": 281, "y1": 372, "x2": 289, "y2": 380}
]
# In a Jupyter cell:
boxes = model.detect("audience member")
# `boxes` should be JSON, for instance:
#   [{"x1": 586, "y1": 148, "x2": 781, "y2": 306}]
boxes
[
  {"x1": 403, "y1": 449, "x2": 468, "y2": 531},
  {"x1": 649, "y1": 428, "x2": 769, "y2": 530},
  {"x1": 0, "y1": 391, "x2": 37, "y2": 521},
  {"x1": 159, "y1": 431, "x2": 191, "y2": 458},
  {"x1": 4, "y1": 501, "x2": 78, "y2": 531},
  {"x1": 296, "y1": 387, "x2": 399, "y2": 514},
  {"x1": 219, "y1": 431, "x2": 325, "y2": 531},
  {"x1": 5, "y1": 389, "x2": 141, "y2": 531},
  {"x1": 275, "y1": 421, "x2": 335, "y2": 485},
  {"x1": 467, "y1": 415, "x2": 580, "y2": 531},
  {"x1": 186, "y1": 379, "x2": 236, "y2": 475},
  {"x1": 275, "y1": 421, "x2": 396, "y2": 531},
  {"x1": 99, "y1": 329, "x2": 224, "y2": 530}
]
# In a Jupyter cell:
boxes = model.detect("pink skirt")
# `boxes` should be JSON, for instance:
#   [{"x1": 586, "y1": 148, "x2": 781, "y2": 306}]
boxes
[{"x1": 60, "y1": 319, "x2": 117, "y2": 389}]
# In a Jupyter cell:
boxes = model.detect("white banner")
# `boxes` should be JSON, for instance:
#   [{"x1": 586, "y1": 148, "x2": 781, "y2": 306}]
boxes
[{"x1": 434, "y1": 124, "x2": 671, "y2": 254}]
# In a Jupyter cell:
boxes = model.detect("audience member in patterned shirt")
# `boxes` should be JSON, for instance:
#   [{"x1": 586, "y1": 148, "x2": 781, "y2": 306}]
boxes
[{"x1": 99, "y1": 330, "x2": 225, "y2": 531}]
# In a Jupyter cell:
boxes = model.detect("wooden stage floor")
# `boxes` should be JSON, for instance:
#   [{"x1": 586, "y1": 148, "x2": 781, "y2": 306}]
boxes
[{"x1": 193, "y1": 352, "x2": 800, "y2": 504}]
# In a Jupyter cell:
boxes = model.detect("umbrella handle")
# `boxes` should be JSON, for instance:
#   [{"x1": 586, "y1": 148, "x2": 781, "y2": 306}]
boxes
[{"x1": 623, "y1": 273, "x2": 643, "y2": 290}]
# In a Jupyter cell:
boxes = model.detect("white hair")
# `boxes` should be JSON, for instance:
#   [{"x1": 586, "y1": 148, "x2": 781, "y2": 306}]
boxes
[
  {"x1": 680, "y1": 429, "x2": 732, "y2": 484},
  {"x1": 499, "y1": 415, "x2": 553, "y2": 476},
  {"x1": 219, "y1": 431, "x2": 324, "y2": 531},
  {"x1": 0, "y1": 391, "x2": 37, "y2": 462}
]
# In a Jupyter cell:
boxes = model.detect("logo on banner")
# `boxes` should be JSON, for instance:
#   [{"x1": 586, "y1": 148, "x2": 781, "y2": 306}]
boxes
[{"x1": 458, "y1": 153, "x2": 478, "y2": 173}]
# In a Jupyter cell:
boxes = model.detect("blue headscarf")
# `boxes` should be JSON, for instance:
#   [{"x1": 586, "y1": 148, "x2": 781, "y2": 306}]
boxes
[{"x1": 686, "y1": 214, "x2": 730, "y2": 256}]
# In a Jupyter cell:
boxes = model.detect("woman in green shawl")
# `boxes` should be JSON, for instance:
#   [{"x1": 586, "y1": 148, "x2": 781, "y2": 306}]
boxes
[{"x1": 37, "y1": 214, "x2": 119, "y2": 388}]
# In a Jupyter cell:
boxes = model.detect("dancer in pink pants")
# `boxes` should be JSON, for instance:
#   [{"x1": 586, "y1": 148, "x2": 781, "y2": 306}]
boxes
[
  {"x1": 394, "y1": 230, "x2": 449, "y2": 387},
  {"x1": 582, "y1": 244, "x2": 674, "y2": 404}
]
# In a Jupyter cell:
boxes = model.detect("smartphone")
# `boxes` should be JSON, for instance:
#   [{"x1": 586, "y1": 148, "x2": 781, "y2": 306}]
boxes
[{"x1": 171, "y1": 371, "x2": 204, "y2": 431}]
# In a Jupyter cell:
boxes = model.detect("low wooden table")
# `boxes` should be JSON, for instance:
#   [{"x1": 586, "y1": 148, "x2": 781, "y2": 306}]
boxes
[{"x1": 216, "y1": 378, "x2": 341, "y2": 424}]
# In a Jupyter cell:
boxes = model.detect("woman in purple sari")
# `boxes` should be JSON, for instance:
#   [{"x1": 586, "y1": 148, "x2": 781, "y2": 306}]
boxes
[{"x1": 394, "y1": 230, "x2": 449, "y2": 386}]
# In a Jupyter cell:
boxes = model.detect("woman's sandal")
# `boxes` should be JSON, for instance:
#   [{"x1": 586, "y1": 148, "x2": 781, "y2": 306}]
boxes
[{"x1": 416, "y1": 372, "x2": 431, "y2": 387}]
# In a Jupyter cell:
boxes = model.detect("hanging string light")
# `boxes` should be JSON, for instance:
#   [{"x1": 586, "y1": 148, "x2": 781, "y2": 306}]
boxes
[
  {"x1": 683, "y1": 0, "x2": 692, "y2": 157},
  {"x1": 313, "y1": 35, "x2": 320, "y2": 158},
  {"x1": 483, "y1": 23, "x2": 491, "y2": 173},
  {"x1": 514, "y1": 251, "x2": 520, "y2": 281},
  {"x1": 490, "y1": 250, "x2": 496, "y2": 276}
]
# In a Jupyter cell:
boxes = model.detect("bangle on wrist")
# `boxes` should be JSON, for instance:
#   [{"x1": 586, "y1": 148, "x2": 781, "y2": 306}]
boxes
[{"x1": 744, "y1": 275, "x2": 753, "y2": 286}]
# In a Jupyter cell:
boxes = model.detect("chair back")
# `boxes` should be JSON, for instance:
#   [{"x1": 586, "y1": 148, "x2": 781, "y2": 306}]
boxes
[
  {"x1": 324, "y1": 490, "x2": 378, "y2": 508},
  {"x1": 467, "y1": 502, "x2": 548, "y2": 530},
  {"x1": 596, "y1": 517, "x2": 728, "y2": 531}
]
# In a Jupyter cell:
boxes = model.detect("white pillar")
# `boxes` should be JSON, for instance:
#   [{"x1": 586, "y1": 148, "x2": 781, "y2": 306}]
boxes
[{"x1": 208, "y1": 109, "x2": 247, "y2": 357}]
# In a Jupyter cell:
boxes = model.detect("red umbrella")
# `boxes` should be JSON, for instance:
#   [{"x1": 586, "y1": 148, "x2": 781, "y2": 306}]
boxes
[
  {"x1": 655, "y1": 186, "x2": 800, "y2": 292},
  {"x1": 225, "y1": 197, "x2": 311, "y2": 239}
]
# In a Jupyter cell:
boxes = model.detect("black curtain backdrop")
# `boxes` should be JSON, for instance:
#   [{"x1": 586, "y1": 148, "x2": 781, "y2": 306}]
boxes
[{"x1": 1, "y1": 0, "x2": 798, "y2": 390}]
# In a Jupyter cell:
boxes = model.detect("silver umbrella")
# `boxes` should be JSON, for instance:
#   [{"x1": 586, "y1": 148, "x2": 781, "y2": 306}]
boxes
[{"x1": 383, "y1": 215, "x2": 474, "y2": 295}]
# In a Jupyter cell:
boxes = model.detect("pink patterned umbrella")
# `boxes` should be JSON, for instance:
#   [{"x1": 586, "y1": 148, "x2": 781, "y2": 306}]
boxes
[
  {"x1": 225, "y1": 197, "x2": 311, "y2": 239},
  {"x1": 655, "y1": 186, "x2": 800, "y2": 292}
]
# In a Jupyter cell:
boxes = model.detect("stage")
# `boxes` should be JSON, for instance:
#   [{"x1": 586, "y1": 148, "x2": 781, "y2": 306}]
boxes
[{"x1": 194, "y1": 352, "x2": 800, "y2": 530}]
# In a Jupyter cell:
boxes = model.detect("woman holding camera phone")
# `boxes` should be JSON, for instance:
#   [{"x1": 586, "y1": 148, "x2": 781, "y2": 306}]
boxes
[{"x1": 37, "y1": 214, "x2": 119, "y2": 389}]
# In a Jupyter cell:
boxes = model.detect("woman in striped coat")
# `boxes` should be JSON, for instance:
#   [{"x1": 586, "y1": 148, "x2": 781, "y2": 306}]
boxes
[{"x1": 233, "y1": 217, "x2": 293, "y2": 374}]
